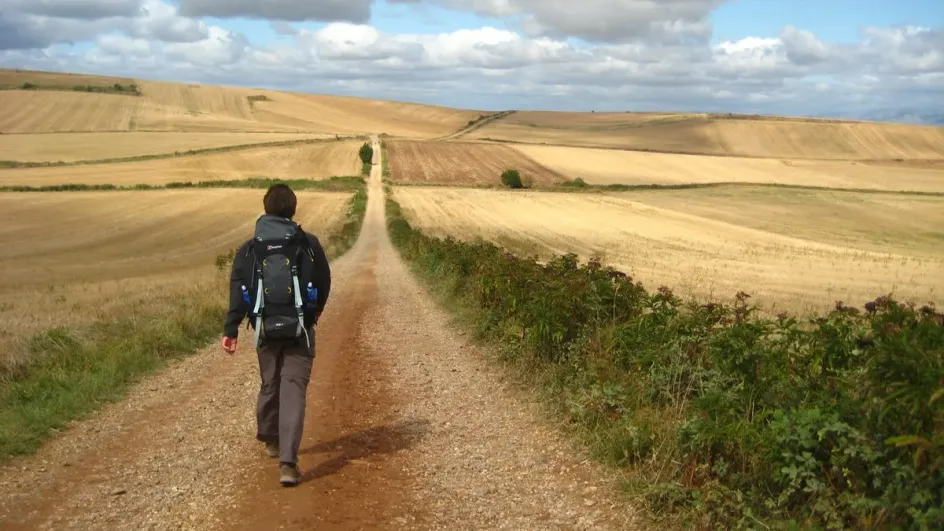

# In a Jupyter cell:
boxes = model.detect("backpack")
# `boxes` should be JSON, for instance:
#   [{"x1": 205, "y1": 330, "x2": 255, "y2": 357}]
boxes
[{"x1": 244, "y1": 214, "x2": 319, "y2": 349}]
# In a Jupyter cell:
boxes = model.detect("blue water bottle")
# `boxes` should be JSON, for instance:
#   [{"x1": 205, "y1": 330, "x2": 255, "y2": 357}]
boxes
[
  {"x1": 306, "y1": 282, "x2": 318, "y2": 305},
  {"x1": 241, "y1": 285, "x2": 251, "y2": 305}
]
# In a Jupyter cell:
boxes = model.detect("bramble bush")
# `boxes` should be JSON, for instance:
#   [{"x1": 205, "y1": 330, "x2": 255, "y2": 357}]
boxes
[{"x1": 387, "y1": 196, "x2": 944, "y2": 530}]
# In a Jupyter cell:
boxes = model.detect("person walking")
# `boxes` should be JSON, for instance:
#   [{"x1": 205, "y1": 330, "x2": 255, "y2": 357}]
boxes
[{"x1": 220, "y1": 183, "x2": 332, "y2": 486}]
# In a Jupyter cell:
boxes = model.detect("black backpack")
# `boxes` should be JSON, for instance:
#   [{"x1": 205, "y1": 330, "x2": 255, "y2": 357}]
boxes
[{"x1": 245, "y1": 215, "x2": 319, "y2": 348}]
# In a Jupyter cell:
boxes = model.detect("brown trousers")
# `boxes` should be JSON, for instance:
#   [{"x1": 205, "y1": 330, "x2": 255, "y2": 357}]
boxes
[{"x1": 255, "y1": 327, "x2": 315, "y2": 464}]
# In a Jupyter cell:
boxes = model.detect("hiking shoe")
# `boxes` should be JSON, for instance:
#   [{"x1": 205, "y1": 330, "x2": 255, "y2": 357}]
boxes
[
  {"x1": 265, "y1": 442, "x2": 279, "y2": 458},
  {"x1": 279, "y1": 463, "x2": 302, "y2": 486}
]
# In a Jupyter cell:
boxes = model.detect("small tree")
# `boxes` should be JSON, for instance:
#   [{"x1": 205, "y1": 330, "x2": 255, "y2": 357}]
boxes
[
  {"x1": 501, "y1": 169, "x2": 523, "y2": 189},
  {"x1": 359, "y1": 142, "x2": 374, "y2": 165}
]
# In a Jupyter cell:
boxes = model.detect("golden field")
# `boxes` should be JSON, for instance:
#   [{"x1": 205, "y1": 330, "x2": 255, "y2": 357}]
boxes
[
  {"x1": 472, "y1": 111, "x2": 944, "y2": 160},
  {"x1": 0, "y1": 90, "x2": 140, "y2": 133},
  {"x1": 3, "y1": 67, "x2": 944, "y2": 327},
  {"x1": 392, "y1": 186, "x2": 944, "y2": 314},
  {"x1": 0, "y1": 140, "x2": 363, "y2": 186},
  {"x1": 0, "y1": 68, "x2": 133, "y2": 88},
  {"x1": 386, "y1": 140, "x2": 565, "y2": 185},
  {"x1": 0, "y1": 69, "x2": 481, "y2": 137},
  {"x1": 512, "y1": 144, "x2": 944, "y2": 193},
  {"x1": 0, "y1": 132, "x2": 334, "y2": 163},
  {"x1": 0, "y1": 189, "x2": 352, "y2": 368}
]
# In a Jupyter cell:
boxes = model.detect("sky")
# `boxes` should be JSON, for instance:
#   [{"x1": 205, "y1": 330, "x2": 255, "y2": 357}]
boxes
[{"x1": 1, "y1": 0, "x2": 942, "y2": 121}]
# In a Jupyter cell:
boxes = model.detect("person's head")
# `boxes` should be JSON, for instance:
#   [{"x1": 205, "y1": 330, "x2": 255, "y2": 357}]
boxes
[{"x1": 263, "y1": 184, "x2": 297, "y2": 219}]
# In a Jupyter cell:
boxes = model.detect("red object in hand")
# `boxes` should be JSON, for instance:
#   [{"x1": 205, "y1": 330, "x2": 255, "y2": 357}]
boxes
[{"x1": 221, "y1": 336, "x2": 238, "y2": 354}]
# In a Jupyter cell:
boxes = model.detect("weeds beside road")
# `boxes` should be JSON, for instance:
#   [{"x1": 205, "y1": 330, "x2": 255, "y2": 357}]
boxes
[
  {"x1": 385, "y1": 191, "x2": 944, "y2": 530},
  {"x1": 0, "y1": 178, "x2": 367, "y2": 462}
]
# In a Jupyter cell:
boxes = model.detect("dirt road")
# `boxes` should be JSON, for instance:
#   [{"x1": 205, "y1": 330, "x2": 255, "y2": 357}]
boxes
[{"x1": 0, "y1": 137, "x2": 642, "y2": 530}]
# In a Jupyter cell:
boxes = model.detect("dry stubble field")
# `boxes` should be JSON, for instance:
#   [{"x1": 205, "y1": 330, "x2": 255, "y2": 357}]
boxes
[
  {"x1": 4, "y1": 67, "x2": 944, "y2": 350},
  {"x1": 0, "y1": 190, "x2": 352, "y2": 370},
  {"x1": 513, "y1": 144, "x2": 944, "y2": 193},
  {"x1": 0, "y1": 68, "x2": 489, "y2": 374},
  {"x1": 0, "y1": 69, "x2": 481, "y2": 137},
  {"x1": 385, "y1": 139, "x2": 565, "y2": 185},
  {"x1": 0, "y1": 69, "x2": 134, "y2": 89},
  {"x1": 393, "y1": 186, "x2": 944, "y2": 314},
  {"x1": 0, "y1": 132, "x2": 335, "y2": 163},
  {"x1": 473, "y1": 111, "x2": 944, "y2": 160},
  {"x1": 0, "y1": 139, "x2": 364, "y2": 186}
]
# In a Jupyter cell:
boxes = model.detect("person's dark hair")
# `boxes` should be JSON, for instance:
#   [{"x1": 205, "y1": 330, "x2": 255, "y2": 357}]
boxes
[{"x1": 263, "y1": 184, "x2": 297, "y2": 219}]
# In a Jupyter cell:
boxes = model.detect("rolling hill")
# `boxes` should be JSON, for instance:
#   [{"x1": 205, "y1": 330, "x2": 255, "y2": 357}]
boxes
[
  {"x1": 0, "y1": 69, "x2": 482, "y2": 137},
  {"x1": 470, "y1": 111, "x2": 944, "y2": 161}
]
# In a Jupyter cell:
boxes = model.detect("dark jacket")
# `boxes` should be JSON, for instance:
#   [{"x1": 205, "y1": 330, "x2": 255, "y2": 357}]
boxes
[{"x1": 223, "y1": 231, "x2": 331, "y2": 339}]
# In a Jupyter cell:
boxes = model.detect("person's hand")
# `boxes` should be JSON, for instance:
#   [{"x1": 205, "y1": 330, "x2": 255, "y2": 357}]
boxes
[{"x1": 221, "y1": 336, "x2": 238, "y2": 354}]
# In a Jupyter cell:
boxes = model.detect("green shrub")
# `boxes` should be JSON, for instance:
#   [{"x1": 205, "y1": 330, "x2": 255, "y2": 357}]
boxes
[
  {"x1": 386, "y1": 196, "x2": 944, "y2": 529},
  {"x1": 21, "y1": 82, "x2": 36, "y2": 90},
  {"x1": 359, "y1": 142, "x2": 374, "y2": 165},
  {"x1": 501, "y1": 169, "x2": 523, "y2": 189}
]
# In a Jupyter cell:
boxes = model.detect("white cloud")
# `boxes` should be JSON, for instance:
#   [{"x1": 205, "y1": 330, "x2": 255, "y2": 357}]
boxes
[
  {"x1": 0, "y1": 0, "x2": 205, "y2": 49},
  {"x1": 392, "y1": 0, "x2": 727, "y2": 43},
  {"x1": 133, "y1": 0, "x2": 208, "y2": 43},
  {"x1": 779, "y1": 26, "x2": 831, "y2": 66},
  {"x1": 861, "y1": 26, "x2": 944, "y2": 74},
  {"x1": 302, "y1": 23, "x2": 419, "y2": 61},
  {"x1": 0, "y1": 1, "x2": 941, "y2": 121},
  {"x1": 6, "y1": 0, "x2": 144, "y2": 20},
  {"x1": 178, "y1": 0, "x2": 373, "y2": 23}
]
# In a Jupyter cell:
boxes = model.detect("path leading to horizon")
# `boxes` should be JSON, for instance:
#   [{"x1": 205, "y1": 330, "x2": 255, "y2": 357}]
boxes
[{"x1": 0, "y1": 137, "x2": 642, "y2": 530}]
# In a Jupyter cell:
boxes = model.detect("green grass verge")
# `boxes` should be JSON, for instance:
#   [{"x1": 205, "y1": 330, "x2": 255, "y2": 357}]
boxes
[
  {"x1": 446, "y1": 110, "x2": 517, "y2": 138},
  {"x1": 0, "y1": 282, "x2": 226, "y2": 459},
  {"x1": 0, "y1": 175, "x2": 365, "y2": 193},
  {"x1": 0, "y1": 135, "x2": 366, "y2": 169},
  {"x1": 384, "y1": 188, "x2": 944, "y2": 530},
  {"x1": 323, "y1": 180, "x2": 367, "y2": 259},
  {"x1": 381, "y1": 141, "x2": 391, "y2": 181},
  {"x1": 0, "y1": 181, "x2": 368, "y2": 462},
  {"x1": 362, "y1": 161, "x2": 372, "y2": 176}
]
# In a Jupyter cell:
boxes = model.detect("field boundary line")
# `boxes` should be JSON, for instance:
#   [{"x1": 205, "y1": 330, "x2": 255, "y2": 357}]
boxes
[
  {"x1": 437, "y1": 110, "x2": 517, "y2": 140},
  {"x1": 382, "y1": 179, "x2": 944, "y2": 197},
  {"x1": 0, "y1": 84, "x2": 141, "y2": 96},
  {"x1": 477, "y1": 137, "x2": 944, "y2": 163},
  {"x1": 0, "y1": 130, "x2": 323, "y2": 135},
  {"x1": 0, "y1": 135, "x2": 368, "y2": 168},
  {"x1": 0, "y1": 135, "x2": 368, "y2": 169},
  {"x1": 0, "y1": 176, "x2": 365, "y2": 193}
]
